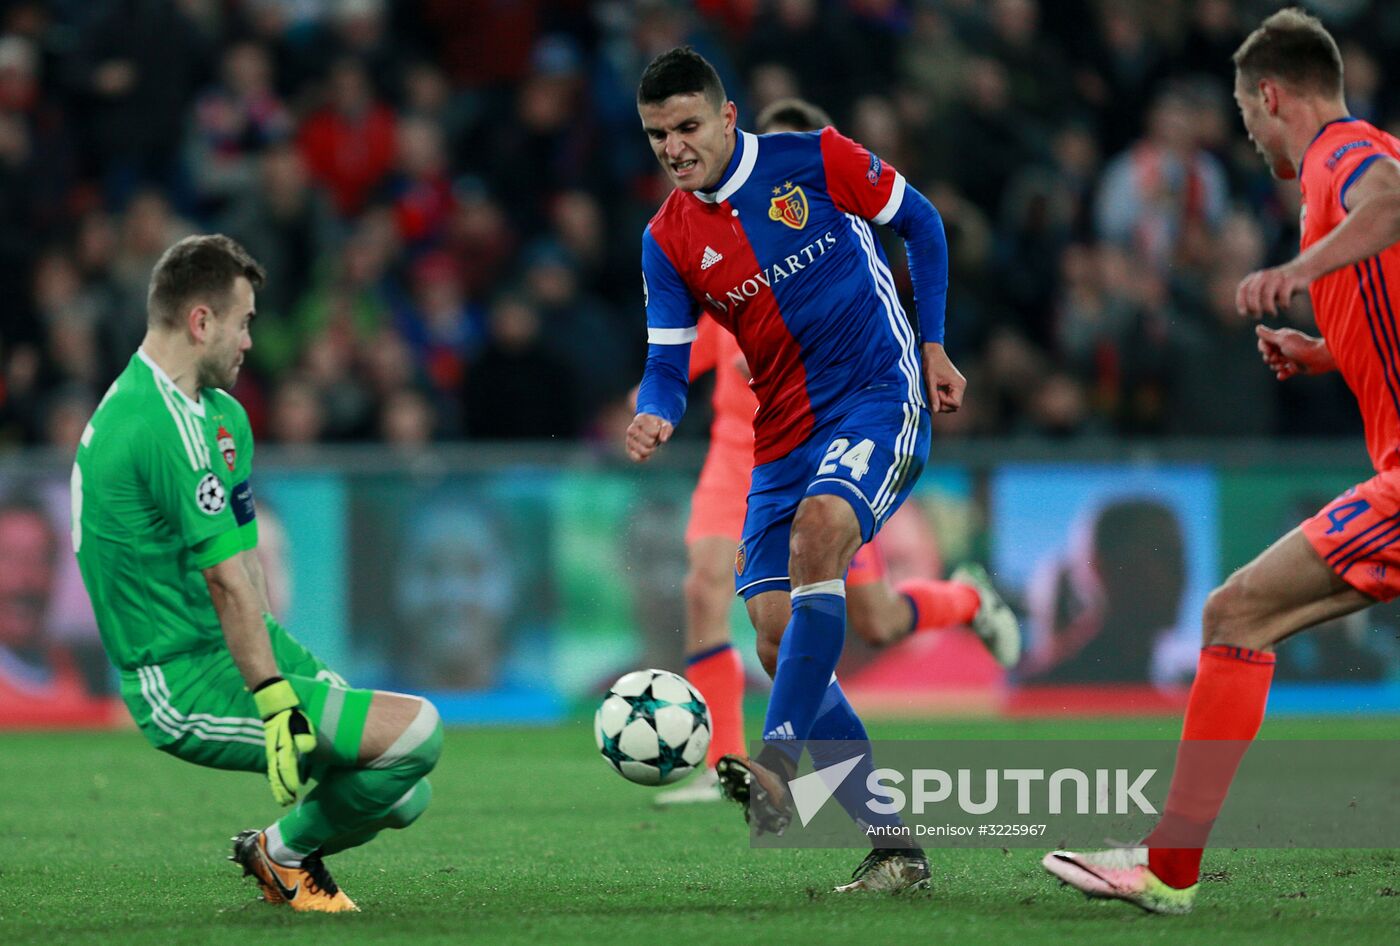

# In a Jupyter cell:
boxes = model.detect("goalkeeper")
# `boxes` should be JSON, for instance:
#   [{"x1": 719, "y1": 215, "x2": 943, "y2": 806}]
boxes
[{"x1": 72, "y1": 235, "x2": 442, "y2": 914}]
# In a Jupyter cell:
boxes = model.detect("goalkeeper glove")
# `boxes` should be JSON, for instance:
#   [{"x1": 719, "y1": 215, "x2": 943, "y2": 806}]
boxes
[{"x1": 252, "y1": 676, "x2": 316, "y2": 806}]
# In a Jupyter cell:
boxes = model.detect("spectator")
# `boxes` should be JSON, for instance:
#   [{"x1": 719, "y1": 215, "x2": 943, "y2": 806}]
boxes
[
  {"x1": 380, "y1": 386, "x2": 437, "y2": 448},
  {"x1": 463, "y1": 293, "x2": 578, "y2": 440},
  {"x1": 519, "y1": 240, "x2": 633, "y2": 423},
  {"x1": 383, "y1": 115, "x2": 456, "y2": 250},
  {"x1": 185, "y1": 40, "x2": 292, "y2": 213},
  {"x1": 267, "y1": 375, "x2": 325, "y2": 446},
  {"x1": 223, "y1": 138, "x2": 343, "y2": 318},
  {"x1": 1094, "y1": 85, "x2": 1229, "y2": 276},
  {"x1": 297, "y1": 57, "x2": 397, "y2": 216},
  {"x1": 394, "y1": 250, "x2": 483, "y2": 419},
  {"x1": 62, "y1": 0, "x2": 210, "y2": 205}
]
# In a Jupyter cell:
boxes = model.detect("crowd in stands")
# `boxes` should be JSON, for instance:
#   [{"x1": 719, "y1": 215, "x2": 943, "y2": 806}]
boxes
[{"x1": 2, "y1": 0, "x2": 1396, "y2": 452}]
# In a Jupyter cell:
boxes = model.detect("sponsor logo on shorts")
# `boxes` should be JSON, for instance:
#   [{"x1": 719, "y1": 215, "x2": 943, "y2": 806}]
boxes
[{"x1": 735, "y1": 543, "x2": 746, "y2": 576}]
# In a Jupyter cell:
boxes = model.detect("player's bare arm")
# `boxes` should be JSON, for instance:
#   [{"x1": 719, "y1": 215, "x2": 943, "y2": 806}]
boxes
[
  {"x1": 626, "y1": 412, "x2": 674, "y2": 462},
  {"x1": 203, "y1": 554, "x2": 279, "y2": 687},
  {"x1": 1255, "y1": 324, "x2": 1336, "y2": 379},
  {"x1": 1237, "y1": 157, "x2": 1400, "y2": 317},
  {"x1": 922, "y1": 342, "x2": 966, "y2": 413},
  {"x1": 240, "y1": 547, "x2": 274, "y2": 614}
]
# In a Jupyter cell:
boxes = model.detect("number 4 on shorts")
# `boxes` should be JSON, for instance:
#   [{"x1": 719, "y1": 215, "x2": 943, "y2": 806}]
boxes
[{"x1": 818, "y1": 438, "x2": 875, "y2": 481}]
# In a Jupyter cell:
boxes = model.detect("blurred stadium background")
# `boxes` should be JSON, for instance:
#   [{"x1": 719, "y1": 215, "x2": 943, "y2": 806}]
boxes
[{"x1": 3, "y1": 0, "x2": 1400, "y2": 731}]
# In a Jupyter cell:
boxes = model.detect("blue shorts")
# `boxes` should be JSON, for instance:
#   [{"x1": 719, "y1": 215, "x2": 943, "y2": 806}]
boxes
[{"x1": 735, "y1": 398, "x2": 931, "y2": 599}]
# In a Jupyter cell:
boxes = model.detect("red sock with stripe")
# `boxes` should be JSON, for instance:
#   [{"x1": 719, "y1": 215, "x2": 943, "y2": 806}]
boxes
[
  {"x1": 897, "y1": 579, "x2": 981, "y2": 632},
  {"x1": 1145, "y1": 644, "x2": 1276, "y2": 888},
  {"x1": 686, "y1": 643, "x2": 745, "y2": 768}
]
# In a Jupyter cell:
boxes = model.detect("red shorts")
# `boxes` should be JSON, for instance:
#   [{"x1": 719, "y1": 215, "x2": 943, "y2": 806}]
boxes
[
  {"x1": 1302, "y1": 469, "x2": 1400, "y2": 601},
  {"x1": 685, "y1": 437, "x2": 887, "y2": 584},
  {"x1": 686, "y1": 438, "x2": 752, "y2": 545}
]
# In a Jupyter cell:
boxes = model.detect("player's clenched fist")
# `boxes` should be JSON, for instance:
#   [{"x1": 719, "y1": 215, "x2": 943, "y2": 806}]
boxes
[
  {"x1": 1255, "y1": 324, "x2": 1335, "y2": 380},
  {"x1": 626, "y1": 412, "x2": 674, "y2": 462},
  {"x1": 921, "y1": 343, "x2": 966, "y2": 413}
]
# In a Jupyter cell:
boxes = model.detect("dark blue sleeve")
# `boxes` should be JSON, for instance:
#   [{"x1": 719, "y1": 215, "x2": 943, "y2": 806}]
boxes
[
  {"x1": 884, "y1": 182, "x2": 948, "y2": 345},
  {"x1": 636, "y1": 343, "x2": 691, "y2": 424},
  {"x1": 635, "y1": 227, "x2": 697, "y2": 425}
]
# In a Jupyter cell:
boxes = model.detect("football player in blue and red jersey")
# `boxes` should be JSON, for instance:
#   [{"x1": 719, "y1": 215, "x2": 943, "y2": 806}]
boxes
[{"x1": 625, "y1": 48, "x2": 962, "y2": 892}]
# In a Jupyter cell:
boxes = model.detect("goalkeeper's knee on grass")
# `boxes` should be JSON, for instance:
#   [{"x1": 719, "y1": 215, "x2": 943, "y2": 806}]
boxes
[{"x1": 368, "y1": 697, "x2": 443, "y2": 782}]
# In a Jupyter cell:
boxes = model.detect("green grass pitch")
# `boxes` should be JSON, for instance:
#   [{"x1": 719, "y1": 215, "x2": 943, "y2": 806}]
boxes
[{"x1": 2, "y1": 716, "x2": 1397, "y2": 946}]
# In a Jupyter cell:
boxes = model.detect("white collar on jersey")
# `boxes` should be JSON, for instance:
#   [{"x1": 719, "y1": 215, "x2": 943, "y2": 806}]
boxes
[
  {"x1": 695, "y1": 130, "x2": 758, "y2": 205},
  {"x1": 137, "y1": 347, "x2": 206, "y2": 417}
]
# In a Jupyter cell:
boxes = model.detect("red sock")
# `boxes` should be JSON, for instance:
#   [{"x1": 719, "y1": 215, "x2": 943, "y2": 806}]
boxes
[
  {"x1": 1146, "y1": 644, "x2": 1276, "y2": 888},
  {"x1": 897, "y1": 579, "x2": 980, "y2": 632},
  {"x1": 686, "y1": 644, "x2": 745, "y2": 768}
]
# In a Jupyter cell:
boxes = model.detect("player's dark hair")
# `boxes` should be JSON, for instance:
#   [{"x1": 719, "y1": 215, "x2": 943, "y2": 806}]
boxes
[
  {"x1": 637, "y1": 46, "x2": 725, "y2": 109},
  {"x1": 148, "y1": 234, "x2": 265, "y2": 330},
  {"x1": 1233, "y1": 7, "x2": 1343, "y2": 99},
  {"x1": 756, "y1": 98, "x2": 832, "y2": 134}
]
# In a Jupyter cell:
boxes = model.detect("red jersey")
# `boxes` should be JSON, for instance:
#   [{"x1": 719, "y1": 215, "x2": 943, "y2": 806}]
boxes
[
  {"x1": 1301, "y1": 118, "x2": 1400, "y2": 471},
  {"x1": 690, "y1": 315, "x2": 758, "y2": 449}
]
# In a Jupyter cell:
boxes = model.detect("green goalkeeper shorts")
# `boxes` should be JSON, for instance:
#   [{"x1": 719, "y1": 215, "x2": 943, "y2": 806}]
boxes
[{"x1": 118, "y1": 624, "x2": 371, "y2": 775}]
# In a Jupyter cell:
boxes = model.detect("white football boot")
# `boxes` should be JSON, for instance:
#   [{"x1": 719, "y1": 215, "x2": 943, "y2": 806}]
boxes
[
  {"x1": 1042, "y1": 846, "x2": 1197, "y2": 915},
  {"x1": 653, "y1": 768, "x2": 723, "y2": 806},
  {"x1": 951, "y1": 563, "x2": 1022, "y2": 668}
]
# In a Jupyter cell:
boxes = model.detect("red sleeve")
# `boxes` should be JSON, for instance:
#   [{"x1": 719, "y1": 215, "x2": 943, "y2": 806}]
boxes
[
  {"x1": 820, "y1": 127, "x2": 902, "y2": 221},
  {"x1": 689, "y1": 314, "x2": 720, "y2": 381},
  {"x1": 1324, "y1": 136, "x2": 1385, "y2": 211}
]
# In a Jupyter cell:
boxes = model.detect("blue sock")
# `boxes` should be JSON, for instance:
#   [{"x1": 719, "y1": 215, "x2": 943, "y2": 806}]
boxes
[
  {"x1": 808, "y1": 680, "x2": 911, "y2": 840},
  {"x1": 762, "y1": 580, "x2": 847, "y2": 765}
]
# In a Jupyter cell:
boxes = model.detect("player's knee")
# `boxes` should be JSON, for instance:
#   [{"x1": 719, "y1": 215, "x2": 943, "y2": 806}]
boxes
[
  {"x1": 416, "y1": 699, "x2": 444, "y2": 774},
  {"x1": 790, "y1": 497, "x2": 859, "y2": 578},
  {"x1": 373, "y1": 697, "x2": 442, "y2": 778},
  {"x1": 1202, "y1": 577, "x2": 1254, "y2": 646},
  {"x1": 383, "y1": 778, "x2": 433, "y2": 830},
  {"x1": 683, "y1": 556, "x2": 731, "y2": 613}
]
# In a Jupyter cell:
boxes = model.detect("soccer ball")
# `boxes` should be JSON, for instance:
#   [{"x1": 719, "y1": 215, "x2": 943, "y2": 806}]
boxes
[{"x1": 595, "y1": 669, "x2": 711, "y2": 786}]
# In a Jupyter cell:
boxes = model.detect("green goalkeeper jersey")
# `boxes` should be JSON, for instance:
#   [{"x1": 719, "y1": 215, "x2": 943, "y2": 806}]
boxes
[{"x1": 73, "y1": 349, "x2": 259, "y2": 670}]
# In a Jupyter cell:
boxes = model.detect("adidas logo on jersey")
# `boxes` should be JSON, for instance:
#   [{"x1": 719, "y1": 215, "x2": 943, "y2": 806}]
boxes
[{"x1": 700, "y1": 246, "x2": 724, "y2": 270}]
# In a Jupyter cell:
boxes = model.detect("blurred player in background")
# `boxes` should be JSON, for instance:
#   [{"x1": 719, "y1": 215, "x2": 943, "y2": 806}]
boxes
[
  {"x1": 72, "y1": 236, "x2": 441, "y2": 913},
  {"x1": 657, "y1": 97, "x2": 1019, "y2": 807},
  {"x1": 1046, "y1": 8, "x2": 1400, "y2": 914},
  {"x1": 628, "y1": 48, "x2": 995, "y2": 891}
]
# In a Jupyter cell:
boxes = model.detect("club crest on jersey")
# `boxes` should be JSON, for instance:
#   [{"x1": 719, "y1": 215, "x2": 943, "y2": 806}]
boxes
[
  {"x1": 217, "y1": 425, "x2": 236, "y2": 471},
  {"x1": 768, "y1": 181, "x2": 808, "y2": 230}
]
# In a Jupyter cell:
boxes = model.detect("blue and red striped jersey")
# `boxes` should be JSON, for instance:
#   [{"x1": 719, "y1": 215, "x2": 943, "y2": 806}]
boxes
[{"x1": 636, "y1": 127, "x2": 948, "y2": 465}]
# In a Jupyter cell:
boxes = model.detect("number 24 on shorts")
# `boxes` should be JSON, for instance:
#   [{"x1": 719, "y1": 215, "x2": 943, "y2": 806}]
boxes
[{"x1": 818, "y1": 438, "x2": 875, "y2": 481}]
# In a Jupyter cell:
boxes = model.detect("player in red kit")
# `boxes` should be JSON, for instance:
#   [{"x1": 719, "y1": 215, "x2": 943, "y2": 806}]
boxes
[
  {"x1": 657, "y1": 98, "x2": 1020, "y2": 806},
  {"x1": 1046, "y1": 8, "x2": 1400, "y2": 914}
]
